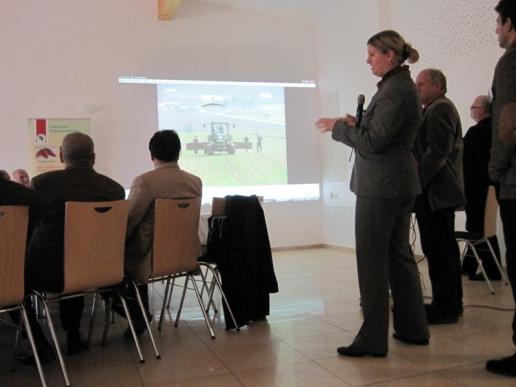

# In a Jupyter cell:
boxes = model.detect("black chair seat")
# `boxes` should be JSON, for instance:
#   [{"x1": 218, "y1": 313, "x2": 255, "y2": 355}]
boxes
[{"x1": 454, "y1": 231, "x2": 483, "y2": 240}]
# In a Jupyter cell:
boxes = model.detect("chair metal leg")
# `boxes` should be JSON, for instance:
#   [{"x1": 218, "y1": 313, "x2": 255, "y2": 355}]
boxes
[
  {"x1": 166, "y1": 278, "x2": 175, "y2": 309},
  {"x1": 174, "y1": 276, "x2": 189, "y2": 327},
  {"x1": 468, "y1": 241, "x2": 496, "y2": 294},
  {"x1": 197, "y1": 263, "x2": 219, "y2": 314},
  {"x1": 205, "y1": 275, "x2": 218, "y2": 315},
  {"x1": 86, "y1": 293, "x2": 98, "y2": 347},
  {"x1": 12, "y1": 312, "x2": 22, "y2": 372},
  {"x1": 132, "y1": 282, "x2": 161, "y2": 359},
  {"x1": 101, "y1": 298, "x2": 111, "y2": 347},
  {"x1": 158, "y1": 278, "x2": 171, "y2": 331},
  {"x1": 117, "y1": 290, "x2": 145, "y2": 364},
  {"x1": 199, "y1": 263, "x2": 239, "y2": 331},
  {"x1": 459, "y1": 240, "x2": 468, "y2": 264},
  {"x1": 199, "y1": 265, "x2": 210, "y2": 298},
  {"x1": 20, "y1": 304, "x2": 47, "y2": 387},
  {"x1": 485, "y1": 238, "x2": 510, "y2": 286},
  {"x1": 33, "y1": 295, "x2": 42, "y2": 320},
  {"x1": 190, "y1": 273, "x2": 215, "y2": 339},
  {"x1": 34, "y1": 292, "x2": 71, "y2": 387}
]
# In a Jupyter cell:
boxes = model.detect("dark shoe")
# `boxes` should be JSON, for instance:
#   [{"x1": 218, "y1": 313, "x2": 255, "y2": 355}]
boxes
[
  {"x1": 425, "y1": 304, "x2": 459, "y2": 325},
  {"x1": 66, "y1": 334, "x2": 89, "y2": 356},
  {"x1": 123, "y1": 312, "x2": 152, "y2": 338},
  {"x1": 111, "y1": 302, "x2": 125, "y2": 318},
  {"x1": 485, "y1": 353, "x2": 516, "y2": 376},
  {"x1": 124, "y1": 324, "x2": 146, "y2": 338},
  {"x1": 392, "y1": 332, "x2": 429, "y2": 345},
  {"x1": 337, "y1": 345, "x2": 386, "y2": 358}
]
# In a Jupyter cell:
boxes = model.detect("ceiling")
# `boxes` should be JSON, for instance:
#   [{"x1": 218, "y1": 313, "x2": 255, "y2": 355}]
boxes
[{"x1": 192, "y1": 0, "x2": 349, "y2": 26}]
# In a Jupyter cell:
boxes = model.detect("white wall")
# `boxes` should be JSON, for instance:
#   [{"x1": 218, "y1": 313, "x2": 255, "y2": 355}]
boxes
[
  {"x1": 2, "y1": 1, "x2": 506, "y2": 251},
  {"x1": 0, "y1": 0, "x2": 323, "y2": 248},
  {"x1": 316, "y1": 0, "x2": 382, "y2": 248},
  {"x1": 316, "y1": 0, "x2": 507, "y2": 255},
  {"x1": 389, "y1": 0, "x2": 506, "y2": 257}
]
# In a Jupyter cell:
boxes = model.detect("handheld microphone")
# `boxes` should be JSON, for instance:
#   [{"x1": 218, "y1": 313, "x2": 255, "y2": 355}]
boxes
[
  {"x1": 349, "y1": 94, "x2": 366, "y2": 162},
  {"x1": 356, "y1": 94, "x2": 365, "y2": 128}
]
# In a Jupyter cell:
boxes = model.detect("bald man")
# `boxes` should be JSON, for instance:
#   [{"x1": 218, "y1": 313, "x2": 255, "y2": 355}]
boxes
[
  {"x1": 27, "y1": 132, "x2": 125, "y2": 356},
  {"x1": 12, "y1": 168, "x2": 31, "y2": 187},
  {"x1": 462, "y1": 96, "x2": 502, "y2": 281},
  {"x1": 414, "y1": 69, "x2": 465, "y2": 325}
]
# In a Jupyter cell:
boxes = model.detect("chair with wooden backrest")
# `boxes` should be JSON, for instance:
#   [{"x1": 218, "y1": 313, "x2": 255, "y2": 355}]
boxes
[
  {"x1": 0, "y1": 206, "x2": 47, "y2": 387},
  {"x1": 455, "y1": 186, "x2": 510, "y2": 294},
  {"x1": 33, "y1": 200, "x2": 142, "y2": 387},
  {"x1": 132, "y1": 198, "x2": 215, "y2": 355}
]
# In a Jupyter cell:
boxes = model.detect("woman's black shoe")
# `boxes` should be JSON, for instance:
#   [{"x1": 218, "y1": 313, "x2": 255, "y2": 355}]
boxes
[
  {"x1": 337, "y1": 345, "x2": 386, "y2": 357},
  {"x1": 485, "y1": 353, "x2": 516, "y2": 376},
  {"x1": 393, "y1": 332, "x2": 429, "y2": 345}
]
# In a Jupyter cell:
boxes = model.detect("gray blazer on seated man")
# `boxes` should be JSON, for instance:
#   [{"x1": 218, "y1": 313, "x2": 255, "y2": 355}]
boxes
[
  {"x1": 125, "y1": 130, "x2": 202, "y2": 283},
  {"x1": 123, "y1": 130, "x2": 202, "y2": 335}
]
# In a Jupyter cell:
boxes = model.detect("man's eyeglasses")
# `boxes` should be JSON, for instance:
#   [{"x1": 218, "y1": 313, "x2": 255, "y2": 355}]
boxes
[{"x1": 470, "y1": 106, "x2": 482, "y2": 109}]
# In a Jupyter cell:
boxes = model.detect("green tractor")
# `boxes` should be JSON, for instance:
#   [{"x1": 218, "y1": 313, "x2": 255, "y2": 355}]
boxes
[
  {"x1": 186, "y1": 121, "x2": 253, "y2": 155},
  {"x1": 205, "y1": 122, "x2": 236, "y2": 155}
]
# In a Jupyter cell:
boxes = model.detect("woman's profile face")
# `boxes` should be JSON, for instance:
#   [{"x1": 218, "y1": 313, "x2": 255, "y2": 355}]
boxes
[{"x1": 366, "y1": 44, "x2": 392, "y2": 77}]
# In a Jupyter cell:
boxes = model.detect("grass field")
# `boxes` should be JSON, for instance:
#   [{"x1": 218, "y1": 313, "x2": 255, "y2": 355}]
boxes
[{"x1": 179, "y1": 132, "x2": 287, "y2": 186}]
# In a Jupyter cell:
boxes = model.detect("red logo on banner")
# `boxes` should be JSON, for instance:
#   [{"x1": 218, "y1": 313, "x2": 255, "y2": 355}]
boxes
[{"x1": 35, "y1": 119, "x2": 47, "y2": 144}]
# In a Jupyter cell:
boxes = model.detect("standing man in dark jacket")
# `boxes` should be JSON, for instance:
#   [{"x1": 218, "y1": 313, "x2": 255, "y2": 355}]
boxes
[
  {"x1": 462, "y1": 95, "x2": 502, "y2": 280},
  {"x1": 414, "y1": 69, "x2": 466, "y2": 325},
  {"x1": 486, "y1": 0, "x2": 516, "y2": 376},
  {"x1": 27, "y1": 132, "x2": 125, "y2": 355}
]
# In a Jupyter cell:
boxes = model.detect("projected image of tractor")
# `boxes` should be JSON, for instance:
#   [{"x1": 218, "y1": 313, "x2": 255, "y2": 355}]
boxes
[{"x1": 186, "y1": 121, "x2": 253, "y2": 155}]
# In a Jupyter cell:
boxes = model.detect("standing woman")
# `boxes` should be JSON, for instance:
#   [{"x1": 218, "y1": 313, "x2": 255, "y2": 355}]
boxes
[{"x1": 316, "y1": 30, "x2": 429, "y2": 357}]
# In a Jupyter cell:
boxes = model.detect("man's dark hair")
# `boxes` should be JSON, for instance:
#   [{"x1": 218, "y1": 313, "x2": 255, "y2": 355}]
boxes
[
  {"x1": 496, "y1": 0, "x2": 516, "y2": 27},
  {"x1": 149, "y1": 130, "x2": 181, "y2": 162},
  {"x1": 61, "y1": 132, "x2": 94, "y2": 164}
]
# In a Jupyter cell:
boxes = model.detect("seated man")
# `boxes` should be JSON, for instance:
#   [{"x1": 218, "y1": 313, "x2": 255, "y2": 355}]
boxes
[
  {"x1": 123, "y1": 130, "x2": 202, "y2": 335},
  {"x1": 1, "y1": 175, "x2": 44, "y2": 207},
  {"x1": 0, "y1": 176, "x2": 46, "y2": 239},
  {"x1": 0, "y1": 169, "x2": 10, "y2": 180},
  {"x1": 11, "y1": 168, "x2": 31, "y2": 187},
  {"x1": 27, "y1": 132, "x2": 125, "y2": 355}
]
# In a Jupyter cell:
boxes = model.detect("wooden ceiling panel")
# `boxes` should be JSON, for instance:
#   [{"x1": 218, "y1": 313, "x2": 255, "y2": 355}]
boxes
[{"x1": 158, "y1": 0, "x2": 183, "y2": 21}]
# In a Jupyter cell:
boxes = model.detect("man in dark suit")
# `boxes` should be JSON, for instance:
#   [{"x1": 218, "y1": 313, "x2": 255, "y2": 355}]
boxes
[
  {"x1": 0, "y1": 177, "x2": 45, "y2": 209},
  {"x1": 27, "y1": 132, "x2": 125, "y2": 355},
  {"x1": 414, "y1": 69, "x2": 466, "y2": 324},
  {"x1": 0, "y1": 169, "x2": 10, "y2": 180},
  {"x1": 0, "y1": 177, "x2": 47, "y2": 241},
  {"x1": 486, "y1": 0, "x2": 516, "y2": 376},
  {"x1": 462, "y1": 95, "x2": 502, "y2": 281}
]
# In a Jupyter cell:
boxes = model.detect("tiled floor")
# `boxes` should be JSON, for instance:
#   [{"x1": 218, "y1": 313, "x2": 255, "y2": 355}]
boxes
[{"x1": 1, "y1": 247, "x2": 515, "y2": 386}]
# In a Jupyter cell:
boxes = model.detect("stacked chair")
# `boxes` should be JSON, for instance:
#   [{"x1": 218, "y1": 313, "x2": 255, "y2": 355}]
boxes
[{"x1": 455, "y1": 186, "x2": 509, "y2": 294}]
